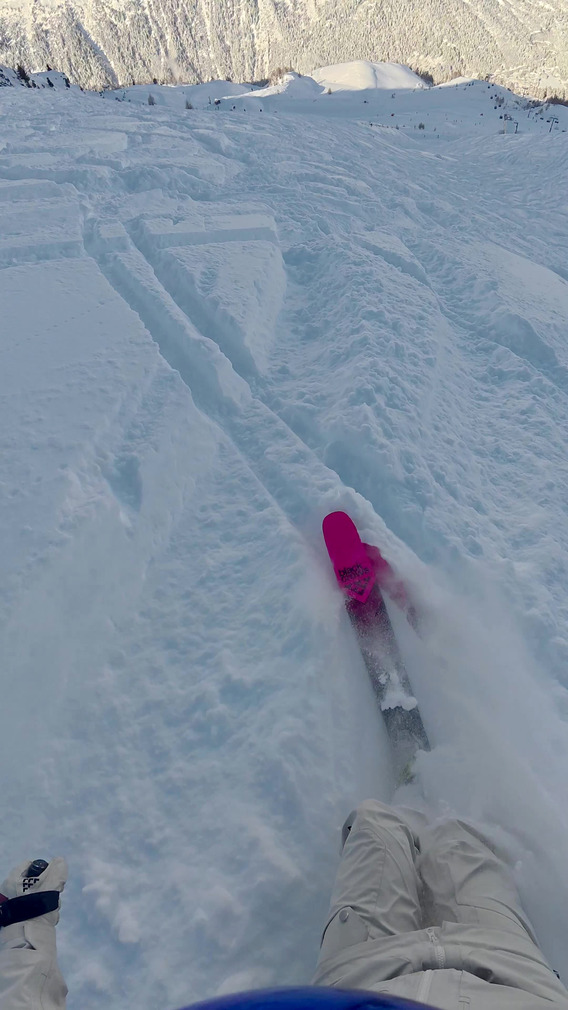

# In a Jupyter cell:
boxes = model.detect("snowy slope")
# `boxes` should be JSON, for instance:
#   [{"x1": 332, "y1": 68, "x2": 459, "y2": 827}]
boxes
[
  {"x1": 2, "y1": 73, "x2": 568, "y2": 1009},
  {"x1": 312, "y1": 62, "x2": 426, "y2": 92},
  {"x1": 0, "y1": 65, "x2": 71, "y2": 88},
  {"x1": 211, "y1": 72, "x2": 568, "y2": 138},
  {"x1": 105, "y1": 67, "x2": 568, "y2": 139}
]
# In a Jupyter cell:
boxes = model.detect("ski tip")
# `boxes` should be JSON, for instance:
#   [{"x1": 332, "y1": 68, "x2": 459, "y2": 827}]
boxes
[
  {"x1": 322, "y1": 511, "x2": 351, "y2": 524},
  {"x1": 322, "y1": 510, "x2": 359, "y2": 545},
  {"x1": 322, "y1": 511, "x2": 376, "y2": 602}
]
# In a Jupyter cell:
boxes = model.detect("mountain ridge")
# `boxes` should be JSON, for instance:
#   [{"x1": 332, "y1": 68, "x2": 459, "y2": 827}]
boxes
[{"x1": 0, "y1": 0, "x2": 567, "y2": 97}]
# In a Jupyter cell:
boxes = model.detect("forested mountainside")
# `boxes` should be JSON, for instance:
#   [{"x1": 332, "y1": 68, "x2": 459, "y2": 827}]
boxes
[{"x1": 0, "y1": 0, "x2": 567, "y2": 95}]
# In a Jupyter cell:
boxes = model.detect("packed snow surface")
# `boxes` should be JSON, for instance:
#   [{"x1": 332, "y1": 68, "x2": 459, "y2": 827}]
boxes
[{"x1": 1, "y1": 64, "x2": 568, "y2": 1008}]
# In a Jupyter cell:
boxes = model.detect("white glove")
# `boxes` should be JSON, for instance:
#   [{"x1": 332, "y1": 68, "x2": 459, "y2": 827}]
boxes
[{"x1": 0, "y1": 857, "x2": 67, "y2": 1010}]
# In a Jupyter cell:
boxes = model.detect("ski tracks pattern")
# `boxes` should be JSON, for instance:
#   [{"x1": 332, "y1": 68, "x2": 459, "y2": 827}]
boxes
[{"x1": 4, "y1": 95, "x2": 568, "y2": 1003}]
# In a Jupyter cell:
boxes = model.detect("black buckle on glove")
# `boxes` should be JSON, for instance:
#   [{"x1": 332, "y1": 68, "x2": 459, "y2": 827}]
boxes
[{"x1": 0, "y1": 891, "x2": 59, "y2": 927}]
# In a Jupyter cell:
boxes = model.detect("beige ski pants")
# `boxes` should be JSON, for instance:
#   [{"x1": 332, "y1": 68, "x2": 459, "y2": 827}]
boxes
[{"x1": 313, "y1": 800, "x2": 568, "y2": 1009}]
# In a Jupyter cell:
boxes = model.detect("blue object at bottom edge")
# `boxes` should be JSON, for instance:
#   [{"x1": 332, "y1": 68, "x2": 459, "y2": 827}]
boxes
[{"x1": 181, "y1": 986, "x2": 437, "y2": 1010}]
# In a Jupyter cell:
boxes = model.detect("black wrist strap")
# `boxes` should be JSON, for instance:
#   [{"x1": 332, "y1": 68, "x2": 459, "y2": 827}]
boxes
[{"x1": 0, "y1": 892, "x2": 59, "y2": 927}]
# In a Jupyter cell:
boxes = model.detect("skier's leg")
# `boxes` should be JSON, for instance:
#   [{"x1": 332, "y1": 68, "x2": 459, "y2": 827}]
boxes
[
  {"x1": 316, "y1": 799, "x2": 423, "y2": 964},
  {"x1": 419, "y1": 818, "x2": 537, "y2": 942}
]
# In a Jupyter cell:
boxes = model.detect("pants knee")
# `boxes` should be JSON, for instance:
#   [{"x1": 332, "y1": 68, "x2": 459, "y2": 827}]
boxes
[
  {"x1": 342, "y1": 800, "x2": 394, "y2": 844},
  {"x1": 342, "y1": 799, "x2": 420, "y2": 850},
  {"x1": 349, "y1": 799, "x2": 397, "y2": 825}
]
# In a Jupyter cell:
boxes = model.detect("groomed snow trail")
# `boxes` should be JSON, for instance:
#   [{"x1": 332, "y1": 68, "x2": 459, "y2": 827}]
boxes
[{"x1": 1, "y1": 81, "x2": 568, "y2": 1006}]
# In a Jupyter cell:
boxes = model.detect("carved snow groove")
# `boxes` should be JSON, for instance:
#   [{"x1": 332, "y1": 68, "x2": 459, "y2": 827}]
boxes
[{"x1": 84, "y1": 214, "x2": 340, "y2": 528}]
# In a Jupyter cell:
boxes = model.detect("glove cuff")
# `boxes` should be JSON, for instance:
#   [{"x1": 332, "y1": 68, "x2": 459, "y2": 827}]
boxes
[{"x1": 0, "y1": 891, "x2": 60, "y2": 927}]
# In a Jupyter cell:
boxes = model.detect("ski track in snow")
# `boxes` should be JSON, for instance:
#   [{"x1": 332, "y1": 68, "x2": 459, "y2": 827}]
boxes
[{"x1": 1, "y1": 86, "x2": 568, "y2": 1005}]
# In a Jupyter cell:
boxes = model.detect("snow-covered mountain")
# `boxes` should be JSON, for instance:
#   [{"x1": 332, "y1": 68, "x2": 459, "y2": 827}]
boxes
[
  {"x1": 2, "y1": 61, "x2": 568, "y2": 1009},
  {"x1": 0, "y1": 0, "x2": 567, "y2": 96}
]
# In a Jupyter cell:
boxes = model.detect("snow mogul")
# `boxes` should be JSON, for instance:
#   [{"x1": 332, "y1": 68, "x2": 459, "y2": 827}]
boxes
[{"x1": 2, "y1": 800, "x2": 568, "y2": 1009}]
